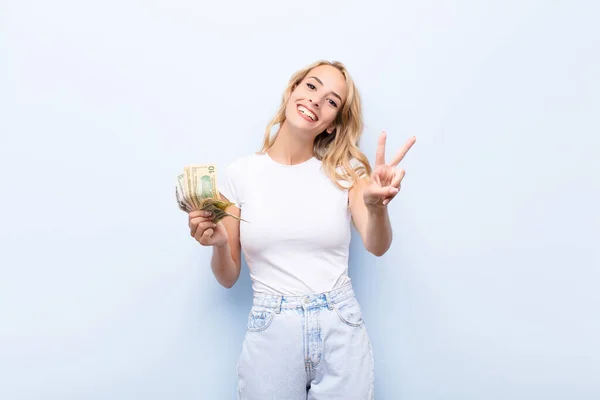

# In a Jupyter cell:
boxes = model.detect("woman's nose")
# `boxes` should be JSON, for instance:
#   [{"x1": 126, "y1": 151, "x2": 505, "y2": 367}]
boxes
[{"x1": 309, "y1": 98, "x2": 320, "y2": 108}]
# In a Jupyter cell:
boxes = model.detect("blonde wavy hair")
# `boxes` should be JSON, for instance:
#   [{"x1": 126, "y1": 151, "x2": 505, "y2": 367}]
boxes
[{"x1": 258, "y1": 60, "x2": 372, "y2": 190}]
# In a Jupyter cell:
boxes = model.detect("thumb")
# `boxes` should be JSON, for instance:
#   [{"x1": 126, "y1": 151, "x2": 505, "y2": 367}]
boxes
[{"x1": 369, "y1": 185, "x2": 398, "y2": 197}]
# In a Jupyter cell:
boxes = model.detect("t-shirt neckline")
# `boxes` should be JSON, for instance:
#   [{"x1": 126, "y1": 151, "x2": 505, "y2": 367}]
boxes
[{"x1": 263, "y1": 151, "x2": 317, "y2": 168}]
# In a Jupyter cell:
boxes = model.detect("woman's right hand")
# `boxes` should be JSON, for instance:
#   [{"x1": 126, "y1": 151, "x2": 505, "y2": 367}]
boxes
[{"x1": 188, "y1": 210, "x2": 229, "y2": 247}]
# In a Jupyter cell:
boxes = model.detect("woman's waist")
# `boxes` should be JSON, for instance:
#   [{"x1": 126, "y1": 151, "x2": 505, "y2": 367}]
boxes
[{"x1": 251, "y1": 281, "x2": 355, "y2": 310}]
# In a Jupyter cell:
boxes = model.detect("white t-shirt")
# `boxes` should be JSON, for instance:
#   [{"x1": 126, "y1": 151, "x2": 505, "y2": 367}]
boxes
[{"x1": 218, "y1": 152, "x2": 357, "y2": 295}]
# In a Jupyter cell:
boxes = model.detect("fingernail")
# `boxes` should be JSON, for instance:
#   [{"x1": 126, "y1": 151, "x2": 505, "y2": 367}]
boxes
[{"x1": 203, "y1": 211, "x2": 211, "y2": 216}]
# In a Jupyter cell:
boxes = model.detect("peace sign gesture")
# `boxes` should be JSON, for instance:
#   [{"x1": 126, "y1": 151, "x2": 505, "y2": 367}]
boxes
[{"x1": 363, "y1": 131, "x2": 416, "y2": 208}]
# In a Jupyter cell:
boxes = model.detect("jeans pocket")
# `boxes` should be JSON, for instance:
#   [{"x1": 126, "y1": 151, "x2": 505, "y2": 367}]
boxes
[
  {"x1": 333, "y1": 296, "x2": 365, "y2": 327},
  {"x1": 246, "y1": 306, "x2": 275, "y2": 332}
]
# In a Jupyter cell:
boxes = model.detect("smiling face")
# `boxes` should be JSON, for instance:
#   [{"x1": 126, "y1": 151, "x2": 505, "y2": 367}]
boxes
[{"x1": 284, "y1": 64, "x2": 348, "y2": 137}]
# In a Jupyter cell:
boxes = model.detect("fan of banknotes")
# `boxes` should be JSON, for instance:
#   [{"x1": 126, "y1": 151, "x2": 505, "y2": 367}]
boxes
[{"x1": 175, "y1": 164, "x2": 247, "y2": 223}]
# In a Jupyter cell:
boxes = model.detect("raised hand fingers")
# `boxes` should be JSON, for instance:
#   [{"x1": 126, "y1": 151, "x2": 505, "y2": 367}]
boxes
[
  {"x1": 390, "y1": 168, "x2": 406, "y2": 189},
  {"x1": 390, "y1": 136, "x2": 416, "y2": 167},
  {"x1": 375, "y1": 131, "x2": 387, "y2": 166},
  {"x1": 382, "y1": 169, "x2": 406, "y2": 205}
]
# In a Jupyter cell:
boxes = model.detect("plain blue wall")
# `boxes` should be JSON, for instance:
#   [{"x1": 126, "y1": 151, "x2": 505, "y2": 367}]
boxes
[{"x1": 1, "y1": 0, "x2": 598, "y2": 399}]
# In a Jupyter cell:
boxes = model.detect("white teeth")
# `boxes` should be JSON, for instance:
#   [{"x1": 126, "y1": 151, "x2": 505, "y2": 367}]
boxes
[{"x1": 298, "y1": 105, "x2": 316, "y2": 121}]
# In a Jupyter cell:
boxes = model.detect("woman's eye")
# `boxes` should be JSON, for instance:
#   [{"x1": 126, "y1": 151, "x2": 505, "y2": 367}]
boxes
[
  {"x1": 329, "y1": 99, "x2": 338, "y2": 108},
  {"x1": 307, "y1": 83, "x2": 316, "y2": 90}
]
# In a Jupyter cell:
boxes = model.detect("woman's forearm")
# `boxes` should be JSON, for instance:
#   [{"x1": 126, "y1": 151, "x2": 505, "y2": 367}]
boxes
[
  {"x1": 365, "y1": 205, "x2": 393, "y2": 257},
  {"x1": 211, "y1": 242, "x2": 240, "y2": 288}
]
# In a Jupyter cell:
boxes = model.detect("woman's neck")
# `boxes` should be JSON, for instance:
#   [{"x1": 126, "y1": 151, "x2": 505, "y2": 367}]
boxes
[{"x1": 266, "y1": 122, "x2": 315, "y2": 166}]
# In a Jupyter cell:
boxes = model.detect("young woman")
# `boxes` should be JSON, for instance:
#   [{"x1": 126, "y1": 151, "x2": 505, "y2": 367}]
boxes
[{"x1": 188, "y1": 60, "x2": 415, "y2": 399}]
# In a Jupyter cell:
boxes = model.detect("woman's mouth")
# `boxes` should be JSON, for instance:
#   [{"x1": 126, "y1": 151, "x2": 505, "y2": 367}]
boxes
[{"x1": 297, "y1": 105, "x2": 318, "y2": 122}]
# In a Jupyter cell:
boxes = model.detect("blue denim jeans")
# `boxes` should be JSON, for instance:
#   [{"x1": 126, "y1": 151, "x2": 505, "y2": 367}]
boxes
[{"x1": 236, "y1": 284, "x2": 375, "y2": 399}]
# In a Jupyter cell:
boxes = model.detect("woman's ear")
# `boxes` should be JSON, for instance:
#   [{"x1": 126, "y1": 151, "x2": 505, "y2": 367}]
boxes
[{"x1": 326, "y1": 125, "x2": 335, "y2": 134}]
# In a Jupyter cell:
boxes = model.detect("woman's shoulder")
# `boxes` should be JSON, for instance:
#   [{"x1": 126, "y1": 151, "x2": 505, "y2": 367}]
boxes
[
  {"x1": 220, "y1": 152, "x2": 267, "y2": 181},
  {"x1": 218, "y1": 153, "x2": 263, "y2": 204}
]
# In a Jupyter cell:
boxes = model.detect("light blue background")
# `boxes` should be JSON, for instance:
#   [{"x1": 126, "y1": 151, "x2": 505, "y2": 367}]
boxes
[{"x1": 1, "y1": 0, "x2": 598, "y2": 399}]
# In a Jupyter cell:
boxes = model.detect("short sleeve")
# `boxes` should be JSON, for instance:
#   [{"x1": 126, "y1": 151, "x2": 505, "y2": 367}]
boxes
[{"x1": 217, "y1": 158, "x2": 243, "y2": 207}]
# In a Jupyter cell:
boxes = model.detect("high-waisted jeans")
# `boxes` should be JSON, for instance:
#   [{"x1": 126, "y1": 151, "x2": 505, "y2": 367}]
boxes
[{"x1": 236, "y1": 284, "x2": 375, "y2": 399}]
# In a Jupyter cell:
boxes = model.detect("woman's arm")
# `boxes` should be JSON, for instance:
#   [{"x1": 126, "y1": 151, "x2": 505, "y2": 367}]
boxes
[
  {"x1": 189, "y1": 192, "x2": 242, "y2": 288},
  {"x1": 349, "y1": 179, "x2": 393, "y2": 256},
  {"x1": 349, "y1": 132, "x2": 415, "y2": 256},
  {"x1": 210, "y1": 194, "x2": 242, "y2": 288}
]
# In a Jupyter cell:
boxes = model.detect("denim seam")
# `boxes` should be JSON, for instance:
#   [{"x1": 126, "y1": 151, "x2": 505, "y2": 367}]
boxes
[
  {"x1": 333, "y1": 303, "x2": 364, "y2": 328},
  {"x1": 311, "y1": 308, "x2": 323, "y2": 369},
  {"x1": 246, "y1": 309, "x2": 275, "y2": 332}
]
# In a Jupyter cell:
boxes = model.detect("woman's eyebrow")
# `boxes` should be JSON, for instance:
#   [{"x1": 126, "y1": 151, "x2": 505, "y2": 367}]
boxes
[{"x1": 308, "y1": 76, "x2": 342, "y2": 102}]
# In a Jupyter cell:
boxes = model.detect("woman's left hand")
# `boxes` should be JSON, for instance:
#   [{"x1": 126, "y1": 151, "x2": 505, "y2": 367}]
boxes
[{"x1": 363, "y1": 131, "x2": 416, "y2": 208}]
